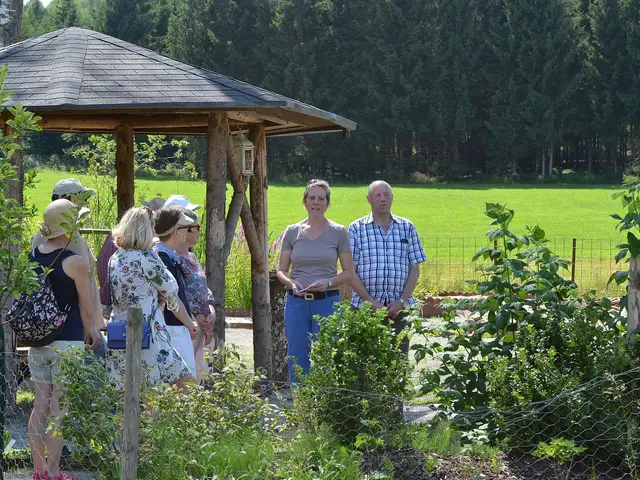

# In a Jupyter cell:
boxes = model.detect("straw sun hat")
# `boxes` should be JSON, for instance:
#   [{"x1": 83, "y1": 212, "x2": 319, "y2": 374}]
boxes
[{"x1": 39, "y1": 199, "x2": 78, "y2": 240}]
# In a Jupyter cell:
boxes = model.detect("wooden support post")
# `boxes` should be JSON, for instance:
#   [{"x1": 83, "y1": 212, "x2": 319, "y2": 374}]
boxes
[
  {"x1": 227, "y1": 130, "x2": 271, "y2": 381},
  {"x1": 121, "y1": 307, "x2": 143, "y2": 480},
  {"x1": 206, "y1": 113, "x2": 228, "y2": 349},
  {"x1": 249, "y1": 125, "x2": 269, "y2": 252},
  {"x1": 269, "y1": 271, "x2": 288, "y2": 384},
  {"x1": 115, "y1": 125, "x2": 134, "y2": 220},
  {"x1": 248, "y1": 124, "x2": 272, "y2": 383}
]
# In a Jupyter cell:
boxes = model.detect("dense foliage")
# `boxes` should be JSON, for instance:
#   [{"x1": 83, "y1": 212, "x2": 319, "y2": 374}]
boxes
[
  {"x1": 412, "y1": 201, "x2": 640, "y2": 472},
  {"x1": 20, "y1": 0, "x2": 640, "y2": 181},
  {"x1": 295, "y1": 302, "x2": 411, "y2": 445}
]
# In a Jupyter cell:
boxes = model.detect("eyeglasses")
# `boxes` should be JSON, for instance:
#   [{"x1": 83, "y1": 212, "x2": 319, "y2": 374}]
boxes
[
  {"x1": 176, "y1": 226, "x2": 190, "y2": 231},
  {"x1": 188, "y1": 225, "x2": 201, "y2": 233}
]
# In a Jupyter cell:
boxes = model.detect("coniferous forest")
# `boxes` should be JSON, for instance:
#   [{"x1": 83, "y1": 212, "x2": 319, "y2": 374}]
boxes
[{"x1": 20, "y1": 0, "x2": 640, "y2": 182}]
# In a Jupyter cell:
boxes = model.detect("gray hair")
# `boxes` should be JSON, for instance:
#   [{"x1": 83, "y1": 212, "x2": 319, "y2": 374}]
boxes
[{"x1": 368, "y1": 180, "x2": 392, "y2": 195}]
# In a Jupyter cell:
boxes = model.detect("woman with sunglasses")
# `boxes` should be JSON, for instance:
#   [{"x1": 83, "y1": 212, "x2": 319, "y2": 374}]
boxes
[
  {"x1": 173, "y1": 209, "x2": 215, "y2": 381},
  {"x1": 153, "y1": 207, "x2": 200, "y2": 381}
]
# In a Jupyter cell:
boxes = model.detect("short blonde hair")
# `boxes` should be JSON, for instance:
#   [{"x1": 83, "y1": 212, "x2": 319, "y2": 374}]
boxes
[
  {"x1": 303, "y1": 179, "x2": 331, "y2": 206},
  {"x1": 112, "y1": 207, "x2": 154, "y2": 250}
]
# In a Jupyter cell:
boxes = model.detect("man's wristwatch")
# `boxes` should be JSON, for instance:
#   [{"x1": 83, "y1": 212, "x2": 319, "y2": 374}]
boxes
[
  {"x1": 401, "y1": 299, "x2": 410, "y2": 308},
  {"x1": 328, "y1": 278, "x2": 333, "y2": 288}
]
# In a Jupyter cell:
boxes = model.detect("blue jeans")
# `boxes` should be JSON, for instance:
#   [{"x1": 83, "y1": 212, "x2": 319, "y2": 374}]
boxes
[{"x1": 284, "y1": 293, "x2": 338, "y2": 383}]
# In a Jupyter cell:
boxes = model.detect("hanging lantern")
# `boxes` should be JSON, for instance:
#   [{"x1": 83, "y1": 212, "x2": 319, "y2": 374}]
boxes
[{"x1": 233, "y1": 133, "x2": 255, "y2": 176}]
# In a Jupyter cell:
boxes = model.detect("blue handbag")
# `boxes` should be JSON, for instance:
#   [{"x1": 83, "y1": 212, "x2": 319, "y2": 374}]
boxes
[
  {"x1": 106, "y1": 317, "x2": 151, "y2": 350},
  {"x1": 106, "y1": 267, "x2": 151, "y2": 350}
]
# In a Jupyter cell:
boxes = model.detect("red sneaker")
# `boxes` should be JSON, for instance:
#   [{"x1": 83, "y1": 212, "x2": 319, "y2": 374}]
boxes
[
  {"x1": 51, "y1": 474, "x2": 80, "y2": 480},
  {"x1": 32, "y1": 473, "x2": 51, "y2": 480}
]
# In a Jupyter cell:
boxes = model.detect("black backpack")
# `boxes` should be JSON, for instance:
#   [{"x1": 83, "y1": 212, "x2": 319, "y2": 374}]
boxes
[{"x1": 7, "y1": 249, "x2": 75, "y2": 347}]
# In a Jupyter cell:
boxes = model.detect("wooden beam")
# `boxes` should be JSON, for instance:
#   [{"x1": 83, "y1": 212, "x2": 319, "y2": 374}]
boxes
[
  {"x1": 205, "y1": 113, "x2": 228, "y2": 350},
  {"x1": 35, "y1": 114, "x2": 212, "y2": 131},
  {"x1": 248, "y1": 124, "x2": 272, "y2": 380},
  {"x1": 249, "y1": 124, "x2": 269, "y2": 252},
  {"x1": 115, "y1": 125, "x2": 134, "y2": 219},
  {"x1": 227, "y1": 132, "x2": 274, "y2": 381},
  {"x1": 226, "y1": 134, "x2": 265, "y2": 269}
]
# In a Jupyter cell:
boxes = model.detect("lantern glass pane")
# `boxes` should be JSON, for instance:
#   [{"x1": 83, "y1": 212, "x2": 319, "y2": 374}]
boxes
[{"x1": 245, "y1": 149, "x2": 253, "y2": 172}]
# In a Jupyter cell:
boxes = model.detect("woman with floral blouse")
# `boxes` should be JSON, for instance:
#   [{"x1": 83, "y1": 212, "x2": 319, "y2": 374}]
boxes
[
  {"x1": 107, "y1": 206, "x2": 191, "y2": 388},
  {"x1": 175, "y1": 208, "x2": 215, "y2": 381}
]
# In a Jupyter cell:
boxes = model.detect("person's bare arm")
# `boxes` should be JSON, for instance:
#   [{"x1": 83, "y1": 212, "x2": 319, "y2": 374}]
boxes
[
  {"x1": 171, "y1": 298, "x2": 197, "y2": 335},
  {"x1": 388, "y1": 263, "x2": 421, "y2": 318},
  {"x1": 63, "y1": 256, "x2": 101, "y2": 349},
  {"x1": 401, "y1": 263, "x2": 420, "y2": 302},
  {"x1": 350, "y1": 272, "x2": 384, "y2": 310},
  {"x1": 276, "y1": 249, "x2": 304, "y2": 295}
]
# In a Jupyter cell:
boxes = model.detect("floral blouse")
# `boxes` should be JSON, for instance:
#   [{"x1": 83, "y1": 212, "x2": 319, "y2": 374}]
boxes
[
  {"x1": 178, "y1": 252, "x2": 213, "y2": 318},
  {"x1": 109, "y1": 249, "x2": 180, "y2": 314}
]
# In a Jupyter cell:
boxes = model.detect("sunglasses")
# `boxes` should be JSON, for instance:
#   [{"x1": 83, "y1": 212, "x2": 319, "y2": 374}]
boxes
[{"x1": 188, "y1": 225, "x2": 201, "y2": 233}]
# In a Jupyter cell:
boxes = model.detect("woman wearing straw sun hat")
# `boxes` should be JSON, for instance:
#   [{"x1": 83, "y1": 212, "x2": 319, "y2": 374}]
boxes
[{"x1": 27, "y1": 199, "x2": 101, "y2": 480}]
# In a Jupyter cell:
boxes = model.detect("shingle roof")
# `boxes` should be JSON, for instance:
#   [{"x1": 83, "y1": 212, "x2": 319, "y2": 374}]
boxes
[{"x1": 0, "y1": 28, "x2": 355, "y2": 133}]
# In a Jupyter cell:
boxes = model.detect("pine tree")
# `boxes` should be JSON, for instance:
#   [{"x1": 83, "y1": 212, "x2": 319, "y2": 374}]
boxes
[
  {"x1": 93, "y1": 0, "x2": 153, "y2": 46},
  {"x1": 51, "y1": 0, "x2": 79, "y2": 29},
  {"x1": 23, "y1": 0, "x2": 45, "y2": 38},
  {"x1": 485, "y1": 0, "x2": 583, "y2": 176},
  {"x1": 588, "y1": 0, "x2": 631, "y2": 173}
]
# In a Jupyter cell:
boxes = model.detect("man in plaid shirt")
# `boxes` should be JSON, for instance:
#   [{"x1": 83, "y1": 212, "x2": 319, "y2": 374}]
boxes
[{"x1": 349, "y1": 181, "x2": 426, "y2": 354}]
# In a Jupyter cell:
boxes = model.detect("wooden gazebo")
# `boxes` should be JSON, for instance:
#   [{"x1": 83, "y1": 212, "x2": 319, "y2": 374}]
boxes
[{"x1": 0, "y1": 27, "x2": 356, "y2": 377}]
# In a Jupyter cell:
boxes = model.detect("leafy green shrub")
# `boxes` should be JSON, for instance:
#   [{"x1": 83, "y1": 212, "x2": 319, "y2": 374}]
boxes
[
  {"x1": 56, "y1": 348, "x2": 119, "y2": 479},
  {"x1": 296, "y1": 302, "x2": 411, "y2": 445},
  {"x1": 411, "y1": 201, "x2": 640, "y2": 471},
  {"x1": 413, "y1": 203, "x2": 578, "y2": 415},
  {"x1": 486, "y1": 302, "x2": 640, "y2": 468},
  {"x1": 533, "y1": 438, "x2": 586, "y2": 464}
]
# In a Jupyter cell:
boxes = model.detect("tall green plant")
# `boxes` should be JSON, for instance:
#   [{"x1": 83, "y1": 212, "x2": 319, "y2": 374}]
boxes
[
  {"x1": 296, "y1": 302, "x2": 410, "y2": 445},
  {"x1": 413, "y1": 203, "x2": 577, "y2": 414},
  {"x1": 608, "y1": 183, "x2": 640, "y2": 312},
  {"x1": 0, "y1": 66, "x2": 43, "y2": 312},
  {"x1": 0, "y1": 63, "x2": 43, "y2": 469}
]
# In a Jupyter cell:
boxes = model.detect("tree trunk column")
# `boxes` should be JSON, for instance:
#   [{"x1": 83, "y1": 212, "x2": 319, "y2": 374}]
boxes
[
  {"x1": 249, "y1": 124, "x2": 272, "y2": 382},
  {"x1": 269, "y1": 271, "x2": 288, "y2": 384},
  {"x1": 205, "y1": 113, "x2": 228, "y2": 349},
  {"x1": 115, "y1": 125, "x2": 134, "y2": 219}
]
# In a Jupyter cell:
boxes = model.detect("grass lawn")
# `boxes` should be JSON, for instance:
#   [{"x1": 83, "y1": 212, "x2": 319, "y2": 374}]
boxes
[
  {"x1": 31, "y1": 170, "x2": 623, "y2": 239},
  {"x1": 31, "y1": 170, "x2": 627, "y2": 294}
]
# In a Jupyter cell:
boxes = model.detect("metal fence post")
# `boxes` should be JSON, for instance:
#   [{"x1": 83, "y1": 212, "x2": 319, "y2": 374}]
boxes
[
  {"x1": 571, "y1": 238, "x2": 577, "y2": 282},
  {"x1": 121, "y1": 307, "x2": 143, "y2": 480}
]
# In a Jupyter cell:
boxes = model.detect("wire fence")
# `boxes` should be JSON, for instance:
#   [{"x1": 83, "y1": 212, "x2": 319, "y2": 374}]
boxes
[
  {"x1": 3, "y1": 320, "x2": 640, "y2": 479},
  {"x1": 420, "y1": 237, "x2": 626, "y2": 295}
]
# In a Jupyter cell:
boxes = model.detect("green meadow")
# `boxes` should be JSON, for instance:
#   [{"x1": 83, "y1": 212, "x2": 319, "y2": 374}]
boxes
[
  {"x1": 32, "y1": 170, "x2": 623, "y2": 239},
  {"x1": 31, "y1": 170, "x2": 627, "y2": 298}
]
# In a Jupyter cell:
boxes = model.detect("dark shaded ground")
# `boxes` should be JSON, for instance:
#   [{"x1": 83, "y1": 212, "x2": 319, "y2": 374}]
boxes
[{"x1": 361, "y1": 448, "x2": 631, "y2": 480}]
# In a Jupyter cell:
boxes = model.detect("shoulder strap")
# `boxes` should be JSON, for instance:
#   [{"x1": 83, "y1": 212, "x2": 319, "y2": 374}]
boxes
[{"x1": 108, "y1": 255, "x2": 113, "y2": 307}]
